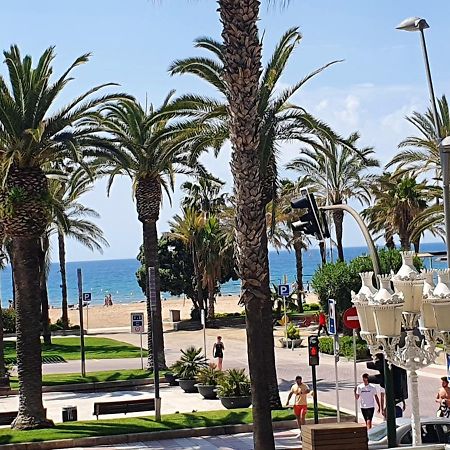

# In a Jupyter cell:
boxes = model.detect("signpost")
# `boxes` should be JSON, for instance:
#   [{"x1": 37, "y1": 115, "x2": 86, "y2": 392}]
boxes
[
  {"x1": 201, "y1": 309, "x2": 207, "y2": 358},
  {"x1": 343, "y1": 306, "x2": 360, "y2": 423},
  {"x1": 148, "y1": 267, "x2": 161, "y2": 422},
  {"x1": 328, "y1": 298, "x2": 340, "y2": 422},
  {"x1": 77, "y1": 269, "x2": 86, "y2": 377},
  {"x1": 131, "y1": 312, "x2": 145, "y2": 370},
  {"x1": 447, "y1": 353, "x2": 450, "y2": 382},
  {"x1": 308, "y1": 336, "x2": 320, "y2": 424},
  {"x1": 83, "y1": 293, "x2": 91, "y2": 332},
  {"x1": 278, "y1": 280, "x2": 290, "y2": 344}
]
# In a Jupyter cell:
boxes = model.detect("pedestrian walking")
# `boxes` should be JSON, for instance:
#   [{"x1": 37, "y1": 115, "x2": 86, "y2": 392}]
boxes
[
  {"x1": 317, "y1": 311, "x2": 329, "y2": 336},
  {"x1": 436, "y1": 376, "x2": 450, "y2": 417},
  {"x1": 213, "y1": 336, "x2": 224, "y2": 370},
  {"x1": 355, "y1": 373, "x2": 381, "y2": 429},
  {"x1": 286, "y1": 375, "x2": 311, "y2": 439},
  {"x1": 395, "y1": 399, "x2": 406, "y2": 418}
]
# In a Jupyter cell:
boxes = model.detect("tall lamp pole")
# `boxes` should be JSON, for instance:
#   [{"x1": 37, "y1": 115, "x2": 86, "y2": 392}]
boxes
[{"x1": 396, "y1": 17, "x2": 450, "y2": 268}]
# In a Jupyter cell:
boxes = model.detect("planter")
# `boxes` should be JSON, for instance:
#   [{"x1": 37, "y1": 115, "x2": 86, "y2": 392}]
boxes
[
  {"x1": 196, "y1": 384, "x2": 218, "y2": 399},
  {"x1": 164, "y1": 373, "x2": 179, "y2": 386},
  {"x1": 220, "y1": 396, "x2": 252, "y2": 409},
  {"x1": 276, "y1": 338, "x2": 303, "y2": 349},
  {"x1": 178, "y1": 378, "x2": 198, "y2": 393}
]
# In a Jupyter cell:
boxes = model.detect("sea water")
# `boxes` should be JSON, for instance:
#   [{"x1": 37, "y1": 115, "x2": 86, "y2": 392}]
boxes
[{"x1": 0, "y1": 242, "x2": 446, "y2": 308}]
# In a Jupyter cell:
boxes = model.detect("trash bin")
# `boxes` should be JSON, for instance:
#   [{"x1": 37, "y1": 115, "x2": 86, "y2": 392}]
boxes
[
  {"x1": 169, "y1": 309, "x2": 181, "y2": 322},
  {"x1": 62, "y1": 405, "x2": 77, "y2": 422}
]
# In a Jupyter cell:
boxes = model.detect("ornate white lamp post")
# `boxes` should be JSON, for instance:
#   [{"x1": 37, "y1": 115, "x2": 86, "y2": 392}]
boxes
[{"x1": 352, "y1": 252, "x2": 450, "y2": 447}]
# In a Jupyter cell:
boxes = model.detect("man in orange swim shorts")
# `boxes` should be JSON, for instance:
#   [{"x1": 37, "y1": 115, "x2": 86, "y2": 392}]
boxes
[{"x1": 286, "y1": 375, "x2": 311, "y2": 439}]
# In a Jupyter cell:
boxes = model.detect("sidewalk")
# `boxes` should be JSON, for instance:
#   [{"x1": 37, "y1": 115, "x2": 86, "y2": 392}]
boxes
[{"x1": 56, "y1": 430, "x2": 303, "y2": 449}]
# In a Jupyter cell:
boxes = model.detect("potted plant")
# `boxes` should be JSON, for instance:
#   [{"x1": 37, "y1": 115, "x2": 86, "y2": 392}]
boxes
[
  {"x1": 217, "y1": 368, "x2": 252, "y2": 409},
  {"x1": 171, "y1": 346, "x2": 207, "y2": 393},
  {"x1": 196, "y1": 363, "x2": 223, "y2": 399},
  {"x1": 277, "y1": 323, "x2": 303, "y2": 348}
]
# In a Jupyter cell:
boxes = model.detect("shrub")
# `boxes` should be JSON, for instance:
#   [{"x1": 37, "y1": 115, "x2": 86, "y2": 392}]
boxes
[
  {"x1": 319, "y1": 336, "x2": 370, "y2": 360},
  {"x1": 286, "y1": 323, "x2": 300, "y2": 340},
  {"x1": 303, "y1": 303, "x2": 320, "y2": 312},
  {"x1": 197, "y1": 363, "x2": 223, "y2": 386},
  {"x1": 170, "y1": 346, "x2": 208, "y2": 380},
  {"x1": 1, "y1": 308, "x2": 16, "y2": 333},
  {"x1": 217, "y1": 368, "x2": 251, "y2": 398}
]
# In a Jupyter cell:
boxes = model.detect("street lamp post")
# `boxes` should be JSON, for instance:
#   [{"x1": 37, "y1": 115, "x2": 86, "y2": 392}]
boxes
[
  {"x1": 396, "y1": 17, "x2": 450, "y2": 268},
  {"x1": 353, "y1": 253, "x2": 450, "y2": 447}
]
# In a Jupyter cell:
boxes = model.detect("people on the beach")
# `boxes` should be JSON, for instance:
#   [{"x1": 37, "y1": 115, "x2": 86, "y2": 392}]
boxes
[
  {"x1": 355, "y1": 373, "x2": 381, "y2": 429},
  {"x1": 286, "y1": 375, "x2": 311, "y2": 439},
  {"x1": 213, "y1": 336, "x2": 224, "y2": 370},
  {"x1": 103, "y1": 294, "x2": 113, "y2": 307}
]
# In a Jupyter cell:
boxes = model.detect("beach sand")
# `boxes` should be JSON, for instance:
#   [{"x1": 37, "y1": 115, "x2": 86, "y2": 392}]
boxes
[{"x1": 48, "y1": 292, "x2": 319, "y2": 329}]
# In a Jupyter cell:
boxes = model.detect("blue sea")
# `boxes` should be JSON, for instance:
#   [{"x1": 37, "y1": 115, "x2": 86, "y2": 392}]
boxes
[{"x1": 0, "y1": 242, "x2": 446, "y2": 308}]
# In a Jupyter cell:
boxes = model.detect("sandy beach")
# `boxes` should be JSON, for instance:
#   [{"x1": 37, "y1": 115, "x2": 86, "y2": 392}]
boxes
[
  {"x1": 49, "y1": 295, "x2": 244, "y2": 329},
  {"x1": 48, "y1": 292, "x2": 319, "y2": 329}
]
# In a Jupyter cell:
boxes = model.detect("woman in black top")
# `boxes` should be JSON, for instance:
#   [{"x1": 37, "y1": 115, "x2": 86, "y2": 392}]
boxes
[{"x1": 213, "y1": 336, "x2": 225, "y2": 370}]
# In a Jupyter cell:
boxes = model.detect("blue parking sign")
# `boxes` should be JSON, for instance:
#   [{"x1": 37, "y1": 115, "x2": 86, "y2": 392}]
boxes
[
  {"x1": 278, "y1": 284, "x2": 290, "y2": 297},
  {"x1": 447, "y1": 353, "x2": 450, "y2": 381},
  {"x1": 328, "y1": 299, "x2": 337, "y2": 335}
]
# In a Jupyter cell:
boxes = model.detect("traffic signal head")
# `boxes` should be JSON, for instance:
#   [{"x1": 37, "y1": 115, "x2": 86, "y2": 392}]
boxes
[
  {"x1": 308, "y1": 335, "x2": 320, "y2": 366},
  {"x1": 291, "y1": 192, "x2": 329, "y2": 240}
]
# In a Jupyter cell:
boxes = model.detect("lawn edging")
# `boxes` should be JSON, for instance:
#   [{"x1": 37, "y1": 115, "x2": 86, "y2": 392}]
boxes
[{"x1": 0, "y1": 416, "x2": 354, "y2": 450}]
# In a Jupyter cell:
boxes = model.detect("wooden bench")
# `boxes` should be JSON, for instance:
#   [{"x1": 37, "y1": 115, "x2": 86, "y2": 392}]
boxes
[
  {"x1": 93, "y1": 398, "x2": 155, "y2": 419},
  {"x1": 0, "y1": 409, "x2": 47, "y2": 426}
]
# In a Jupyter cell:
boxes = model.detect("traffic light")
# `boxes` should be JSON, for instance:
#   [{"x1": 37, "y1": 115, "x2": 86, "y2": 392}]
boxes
[
  {"x1": 308, "y1": 335, "x2": 320, "y2": 366},
  {"x1": 291, "y1": 191, "x2": 330, "y2": 240}
]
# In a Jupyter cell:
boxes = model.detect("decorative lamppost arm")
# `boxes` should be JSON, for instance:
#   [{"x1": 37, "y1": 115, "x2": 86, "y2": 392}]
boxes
[{"x1": 319, "y1": 204, "x2": 381, "y2": 283}]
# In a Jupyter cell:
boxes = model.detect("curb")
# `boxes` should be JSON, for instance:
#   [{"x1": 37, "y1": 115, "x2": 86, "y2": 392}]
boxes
[
  {"x1": 0, "y1": 415, "x2": 355, "y2": 450},
  {"x1": 2, "y1": 377, "x2": 167, "y2": 397}
]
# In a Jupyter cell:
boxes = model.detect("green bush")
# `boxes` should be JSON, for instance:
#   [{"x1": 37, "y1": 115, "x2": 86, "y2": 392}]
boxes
[
  {"x1": 217, "y1": 368, "x2": 251, "y2": 398},
  {"x1": 1, "y1": 309, "x2": 16, "y2": 333},
  {"x1": 170, "y1": 346, "x2": 208, "y2": 380},
  {"x1": 197, "y1": 363, "x2": 223, "y2": 386},
  {"x1": 303, "y1": 303, "x2": 320, "y2": 312},
  {"x1": 319, "y1": 336, "x2": 370, "y2": 360},
  {"x1": 286, "y1": 323, "x2": 300, "y2": 340}
]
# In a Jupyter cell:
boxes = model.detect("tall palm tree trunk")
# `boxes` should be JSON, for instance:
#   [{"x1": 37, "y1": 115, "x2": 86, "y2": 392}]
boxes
[
  {"x1": 207, "y1": 286, "x2": 215, "y2": 319},
  {"x1": 219, "y1": 0, "x2": 276, "y2": 447},
  {"x1": 10, "y1": 237, "x2": 53, "y2": 429},
  {"x1": 319, "y1": 241, "x2": 326, "y2": 265},
  {"x1": 143, "y1": 221, "x2": 166, "y2": 370},
  {"x1": 39, "y1": 236, "x2": 51, "y2": 345},
  {"x1": 293, "y1": 230, "x2": 304, "y2": 313},
  {"x1": 333, "y1": 209, "x2": 345, "y2": 261},
  {"x1": 385, "y1": 234, "x2": 395, "y2": 250},
  {"x1": 58, "y1": 232, "x2": 69, "y2": 329},
  {"x1": 193, "y1": 248, "x2": 205, "y2": 312}
]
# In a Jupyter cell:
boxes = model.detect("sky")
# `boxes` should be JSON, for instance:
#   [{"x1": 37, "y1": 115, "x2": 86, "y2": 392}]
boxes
[{"x1": 2, "y1": 1, "x2": 450, "y2": 261}]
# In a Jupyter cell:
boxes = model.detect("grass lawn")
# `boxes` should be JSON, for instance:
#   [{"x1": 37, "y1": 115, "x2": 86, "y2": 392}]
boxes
[
  {"x1": 0, "y1": 406, "x2": 337, "y2": 445},
  {"x1": 4, "y1": 337, "x2": 147, "y2": 363},
  {"x1": 9, "y1": 369, "x2": 162, "y2": 390}
]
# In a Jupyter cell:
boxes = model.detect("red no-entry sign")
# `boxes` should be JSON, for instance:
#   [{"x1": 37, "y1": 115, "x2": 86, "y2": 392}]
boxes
[{"x1": 343, "y1": 306, "x2": 360, "y2": 329}]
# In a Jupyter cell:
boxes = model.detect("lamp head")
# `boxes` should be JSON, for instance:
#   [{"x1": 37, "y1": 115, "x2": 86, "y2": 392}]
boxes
[{"x1": 396, "y1": 17, "x2": 430, "y2": 32}]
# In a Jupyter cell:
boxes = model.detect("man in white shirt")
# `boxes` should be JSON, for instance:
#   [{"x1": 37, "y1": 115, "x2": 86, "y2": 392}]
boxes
[{"x1": 354, "y1": 373, "x2": 381, "y2": 429}]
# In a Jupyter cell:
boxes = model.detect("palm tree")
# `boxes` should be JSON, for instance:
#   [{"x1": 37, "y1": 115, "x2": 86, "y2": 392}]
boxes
[
  {"x1": 287, "y1": 133, "x2": 379, "y2": 261},
  {"x1": 169, "y1": 28, "x2": 345, "y2": 207},
  {"x1": 387, "y1": 95, "x2": 450, "y2": 177},
  {"x1": 363, "y1": 174, "x2": 433, "y2": 251},
  {"x1": 93, "y1": 96, "x2": 194, "y2": 370},
  {"x1": 170, "y1": 208, "x2": 207, "y2": 313},
  {"x1": 49, "y1": 173, "x2": 108, "y2": 328},
  {"x1": 0, "y1": 45, "x2": 124, "y2": 429}
]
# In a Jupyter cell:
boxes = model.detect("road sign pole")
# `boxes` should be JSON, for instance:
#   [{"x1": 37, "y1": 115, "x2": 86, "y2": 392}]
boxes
[
  {"x1": 353, "y1": 329, "x2": 358, "y2": 423},
  {"x1": 334, "y1": 334, "x2": 341, "y2": 423},
  {"x1": 77, "y1": 269, "x2": 86, "y2": 377},
  {"x1": 140, "y1": 330, "x2": 144, "y2": 370},
  {"x1": 312, "y1": 364, "x2": 319, "y2": 424},
  {"x1": 201, "y1": 309, "x2": 207, "y2": 359},
  {"x1": 447, "y1": 353, "x2": 450, "y2": 381},
  {"x1": 86, "y1": 303, "x2": 89, "y2": 334}
]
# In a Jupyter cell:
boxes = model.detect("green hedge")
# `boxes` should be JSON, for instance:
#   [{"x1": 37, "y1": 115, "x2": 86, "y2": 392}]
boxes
[
  {"x1": 303, "y1": 303, "x2": 321, "y2": 312},
  {"x1": 1, "y1": 308, "x2": 15, "y2": 333},
  {"x1": 319, "y1": 336, "x2": 370, "y2": 360}
]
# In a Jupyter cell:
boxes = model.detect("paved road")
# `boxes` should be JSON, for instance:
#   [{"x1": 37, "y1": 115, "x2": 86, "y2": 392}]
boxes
[{"x1": 39, "y1": 326, "x2": 447, "y2": 421}]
